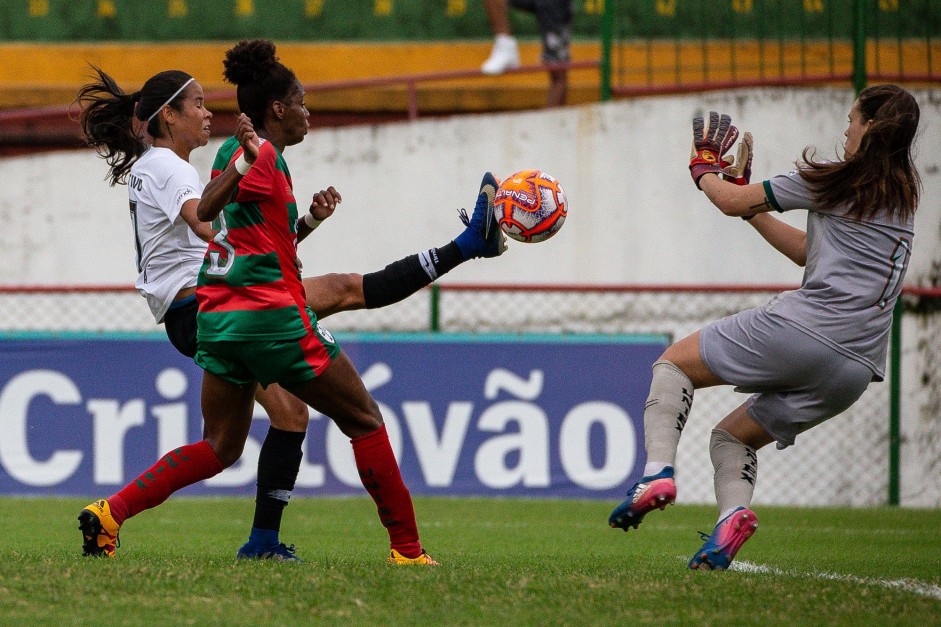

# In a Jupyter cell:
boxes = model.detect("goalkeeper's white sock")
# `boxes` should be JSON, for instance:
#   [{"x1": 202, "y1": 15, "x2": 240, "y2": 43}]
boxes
[
  {"x1": 710, "y1": 428, "x2": 758, "y2": 522},
  {"x1": 642, "y1": 360, "x2": 695, "y2": 469}
]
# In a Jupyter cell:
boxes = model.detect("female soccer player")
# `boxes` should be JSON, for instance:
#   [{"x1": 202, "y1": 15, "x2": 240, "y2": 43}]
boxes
[
  {"x1": 76, "y1": 59, "x2": 504, "y2": 563},
  {"x1": 608, "y1": 85, "x2": 921, "y2": 570}
]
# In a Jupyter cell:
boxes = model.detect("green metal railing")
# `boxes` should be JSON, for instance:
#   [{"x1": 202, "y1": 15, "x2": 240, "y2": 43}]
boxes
[
  {"x1": 600, "y1": 0, "x2": 941, "y2": 100},
  {"x1": 889, "y1": 297, "x2": 902, "y2": 506}
]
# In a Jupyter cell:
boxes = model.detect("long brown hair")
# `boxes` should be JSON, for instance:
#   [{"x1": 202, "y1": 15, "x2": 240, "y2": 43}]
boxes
[{"x1": 799, "y1": 84, "x2": 920, "y2": 223}]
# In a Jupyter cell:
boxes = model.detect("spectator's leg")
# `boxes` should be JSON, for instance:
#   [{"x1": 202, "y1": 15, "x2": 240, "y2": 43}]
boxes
[
  {"x1": 534, "y1": 0, "x2": 573, "y2": 106},
  {"x1": 482, "y1": 0, "x2": 521, "y2": 74}
]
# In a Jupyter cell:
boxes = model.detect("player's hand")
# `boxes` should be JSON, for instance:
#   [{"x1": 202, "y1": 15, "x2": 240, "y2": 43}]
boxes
[
  {"x1": 235, "y1": 113, "x2": 259, "y2": 164},
  {"x1": 309, "y1": 186, "x2": 342, "y2": 221},
  {"x1": 689, "y1": 111, "x2": 739, "y2": 189},
  {"x1": 722, "y1": 131, "x2": 753, "y2": 186}
]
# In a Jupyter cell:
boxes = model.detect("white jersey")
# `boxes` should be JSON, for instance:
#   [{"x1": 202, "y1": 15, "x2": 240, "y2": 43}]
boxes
[
  {"x1": 128, "y1": 146, "x2": 206, "y2": 323},
  {"x1": 764, "y1": 170, "x2": 914, "y2": 381}
]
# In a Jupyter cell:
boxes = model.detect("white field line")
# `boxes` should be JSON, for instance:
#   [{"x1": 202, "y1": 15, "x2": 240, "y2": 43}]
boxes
[{"x1": 731, "y1": 560, "x2": 941, "y2": 601}]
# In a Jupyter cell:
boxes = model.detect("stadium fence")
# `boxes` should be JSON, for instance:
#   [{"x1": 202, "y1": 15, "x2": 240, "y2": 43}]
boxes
[
  {"x1": 1, "y1": 283, "x2": 938, "y2": 507},
  {"x1": 601, "y1": 0, "x2": 941, "y2": 98}
]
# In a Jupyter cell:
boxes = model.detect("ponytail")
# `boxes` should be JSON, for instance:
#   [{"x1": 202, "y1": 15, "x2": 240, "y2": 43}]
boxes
[
  {"x1": 76, "y1": 66, "x2": 195, "y2": 186},
  {"x1": 76, "y1": 66, "x2": 146, "y2": 186}
]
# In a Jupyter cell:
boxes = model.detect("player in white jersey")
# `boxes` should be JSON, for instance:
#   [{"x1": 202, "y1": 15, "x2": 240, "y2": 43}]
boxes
[
  {"x1": 127, "y1": 146, "x2": 206, "y2": 326},
  {"x1": 75, "y1": 66, "x2": 506, "y2": 561},
  {"x1": 608, "y1": 85, "x2": 921, "y2": 571}
]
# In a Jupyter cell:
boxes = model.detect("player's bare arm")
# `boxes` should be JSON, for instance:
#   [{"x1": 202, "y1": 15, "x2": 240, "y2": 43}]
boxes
[
  {"x1": 179, "y1": 198, "x2": 214, "y2": 242},
  {"x1": 699, "y1": 175, "x2": 770, "y2": 218},
  {"x1": 742, "y1": 213, "x2": 807, "y2": 266},
  {"x1": 197, "y1": 113, "x2": 260, "y2": 222},
  {"x1": 297, "y1": 186, "x2": 341, "y2": 243},
  {"x1": 700, "y1": 175, "x2": 807, "y2": 264}
]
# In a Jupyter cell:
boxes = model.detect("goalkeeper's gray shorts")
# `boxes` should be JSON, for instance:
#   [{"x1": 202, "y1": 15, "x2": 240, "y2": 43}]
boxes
[{"x1": 699, "y1": 306, "x2": 873, "y2": 448}]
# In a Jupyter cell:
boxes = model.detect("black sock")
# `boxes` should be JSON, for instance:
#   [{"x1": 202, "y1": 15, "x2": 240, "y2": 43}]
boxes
[
  {"x1": 426, "y1": 242, "x2": 465, "y2": 276},
  {"x1": 362, "y1": 242, "x2": 464, "y2": 309},
  {"x1": 252, "y1": 427, "x2": 305, "y2": 533}
]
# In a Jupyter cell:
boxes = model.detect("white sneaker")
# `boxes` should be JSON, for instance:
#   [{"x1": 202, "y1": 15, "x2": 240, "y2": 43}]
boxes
[{"x1": 481, "y1": 34, "x2": 521, "y2": 75}]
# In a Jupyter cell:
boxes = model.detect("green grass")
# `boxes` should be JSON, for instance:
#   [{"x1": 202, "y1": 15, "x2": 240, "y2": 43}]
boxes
[{"x1": 1, "y1": 497, "x2": 939, "y2": 625}]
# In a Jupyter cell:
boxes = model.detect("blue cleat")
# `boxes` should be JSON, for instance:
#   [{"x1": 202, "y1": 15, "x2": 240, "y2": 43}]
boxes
[
  {"x1": 454, "y1": 172, "x2": 507, "y2": 260},
  {"x1": 608, "y1": 467, "x2": 677, "y2": 531},
  {"x1": 236, "y1": 541, "x2": 303, "y2": 563},
  {"x1": 688, "y1": 506, "x2": 758, "y2": 571}
]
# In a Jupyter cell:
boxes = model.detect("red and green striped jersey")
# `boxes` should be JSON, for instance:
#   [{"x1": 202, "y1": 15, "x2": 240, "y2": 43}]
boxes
[{"x1": 196, "y1": 137, "x2": 309, "y2": 341}]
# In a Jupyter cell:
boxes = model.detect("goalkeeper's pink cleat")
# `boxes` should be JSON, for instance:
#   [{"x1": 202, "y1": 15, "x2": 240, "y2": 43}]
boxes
[
  {"x1": 688, "y1": 507, "x2": 758, "y2": 571},
  {"x1": 608, "y1": 467, "x2": 677, "y2": 531}
]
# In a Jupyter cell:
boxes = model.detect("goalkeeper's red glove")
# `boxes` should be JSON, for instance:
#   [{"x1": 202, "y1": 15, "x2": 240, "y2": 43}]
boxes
[{"x1": 689, "y1": 111, "x2": 739, "y2": 189}]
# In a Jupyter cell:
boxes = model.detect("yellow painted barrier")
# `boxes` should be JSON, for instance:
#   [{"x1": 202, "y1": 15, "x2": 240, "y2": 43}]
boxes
[
  {"x1": 5, "y1": 39, "x2": 937, "y2": 111},
  {"x1": 6, "y1": 42, "x2": 602, "y2": 111}
]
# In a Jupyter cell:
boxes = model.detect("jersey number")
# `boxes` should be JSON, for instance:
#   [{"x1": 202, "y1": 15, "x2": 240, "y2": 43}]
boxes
[
  {"x1": 129, "y1": 200, "x2": 144, "y2": 274},
  {"x1": 875, "y1": 237, "x2": 911, "y2": 309},
  {"x1": 206, "y1": 212, "x2": 236, "y2": 277}
]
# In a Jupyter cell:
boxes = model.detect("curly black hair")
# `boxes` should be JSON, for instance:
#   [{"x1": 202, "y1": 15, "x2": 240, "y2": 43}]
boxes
[{"x1": 223, "y1": 39, "x2": 298, "y2": 129}]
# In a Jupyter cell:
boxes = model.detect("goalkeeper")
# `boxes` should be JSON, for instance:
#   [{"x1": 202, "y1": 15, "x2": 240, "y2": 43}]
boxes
[{"x1": 609, "y1": 86, "x2": 921, "y2": 570}]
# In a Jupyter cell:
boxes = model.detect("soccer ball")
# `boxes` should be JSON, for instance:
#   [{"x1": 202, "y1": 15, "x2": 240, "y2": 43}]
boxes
[{"x1": 493, "y1": 170, "x2": 567, "y2": 243}]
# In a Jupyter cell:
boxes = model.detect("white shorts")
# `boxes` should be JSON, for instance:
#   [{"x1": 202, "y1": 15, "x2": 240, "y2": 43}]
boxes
[{"x1": 699, "y1": 306, "x2": 873, "y2": 447}]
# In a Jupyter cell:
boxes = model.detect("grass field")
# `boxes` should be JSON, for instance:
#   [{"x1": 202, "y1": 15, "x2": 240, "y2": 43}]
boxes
[{"x1": 1, "y1": 497, "x2": 939, "y2": 625}]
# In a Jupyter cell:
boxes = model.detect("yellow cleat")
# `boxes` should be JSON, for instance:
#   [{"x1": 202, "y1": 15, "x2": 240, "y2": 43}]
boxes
[
  {"x1": 77, "y1": 499, "x2": 120, "y2": 557},
  {"x1": 388, "y1": 549, "x2": 440, "y2": 566}
]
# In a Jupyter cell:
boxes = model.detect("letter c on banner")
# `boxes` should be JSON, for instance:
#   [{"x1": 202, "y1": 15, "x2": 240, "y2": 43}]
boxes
[{"x1": 0, "y1": 370, "x2": 83, "y2": 486}]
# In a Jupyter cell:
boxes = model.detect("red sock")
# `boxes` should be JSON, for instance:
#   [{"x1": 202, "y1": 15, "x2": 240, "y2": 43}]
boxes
[
  {"x1": 107, "y1": 440, "x2": 224, "y2": 526},
  {"x1": 352, "y1": 424, "x2": 422, "y2": 558}
]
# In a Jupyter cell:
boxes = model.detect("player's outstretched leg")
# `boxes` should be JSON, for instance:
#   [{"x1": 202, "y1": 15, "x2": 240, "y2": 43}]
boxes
[
  {"x1": 688, "y1": 506, "x2": 758, "y2": 571},
  {"x1": 608, "y1": 466, "x2": 677, "y2": 531},
  {"x1": 454, "y1": 172, "x2": 507, "y2": 260},
  {"x1": 78, "y1": 499, "x2": 121, "y2": 557}
]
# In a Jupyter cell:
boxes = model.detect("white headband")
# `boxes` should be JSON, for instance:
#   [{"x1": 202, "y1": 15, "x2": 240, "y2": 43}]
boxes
[{"x1": 145, "y1": 77, "x2": 195, "y2": 123}]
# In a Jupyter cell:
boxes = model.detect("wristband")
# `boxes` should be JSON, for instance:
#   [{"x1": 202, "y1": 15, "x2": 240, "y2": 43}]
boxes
[
  {"x1": 303, "y1": 212, "x2": 324, "y2": 230},
  {"x1": 741, "y1": 215, "x2": 754, "y2": 221},
  {"x1": 234, "y1": 153, "x2": 252, "y2": 176}
]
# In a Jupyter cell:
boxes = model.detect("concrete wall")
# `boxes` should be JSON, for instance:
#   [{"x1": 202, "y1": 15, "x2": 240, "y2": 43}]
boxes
[{"x1": 2, "y1": 87, "x2": 938, "y2": 288}]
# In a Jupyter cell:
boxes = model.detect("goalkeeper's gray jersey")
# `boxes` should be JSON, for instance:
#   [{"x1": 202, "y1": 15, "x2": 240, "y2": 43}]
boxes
[{"x1": 762, "y1": 170, "x2": 914, "y2": 382}]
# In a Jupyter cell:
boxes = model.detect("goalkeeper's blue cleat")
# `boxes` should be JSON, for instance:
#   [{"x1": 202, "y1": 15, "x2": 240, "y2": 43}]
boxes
[
  {"x1": 454, "y1": 172, "x2": 507, "y2": 260},
  {"x1": 236, "y1": 541, "x2": 303, "y2": 563},
  {"x1": 688, "y1": 507, "x2": 758, "y2": 571},
  {"x1": 608, "y1": 466, "x2": 677, "y2": 531}
]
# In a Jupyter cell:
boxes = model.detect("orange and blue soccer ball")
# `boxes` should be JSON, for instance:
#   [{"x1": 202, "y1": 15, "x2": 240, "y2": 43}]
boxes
[{"x1": 493, "y1": 170, "x2": 568, "y2": 243}]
